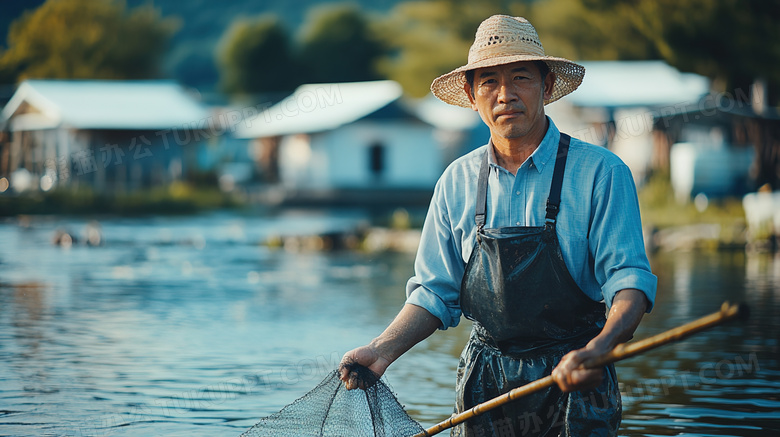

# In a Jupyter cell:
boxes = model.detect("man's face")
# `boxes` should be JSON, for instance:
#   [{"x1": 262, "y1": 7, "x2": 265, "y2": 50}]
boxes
[{"x1": 465, "y1": 61, "x2": 555, "y2": 142}]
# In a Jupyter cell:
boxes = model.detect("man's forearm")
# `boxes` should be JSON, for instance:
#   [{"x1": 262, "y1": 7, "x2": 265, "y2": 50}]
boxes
[
  {"x1": 590, "y1": 288, "x2": 648, "y2": 351},
  {"x1": 340, "y1": 303, "x2": 441, "y2": 387},
  {"x1": 369, "y1": 303, "x2": 442, "y2": 366}
]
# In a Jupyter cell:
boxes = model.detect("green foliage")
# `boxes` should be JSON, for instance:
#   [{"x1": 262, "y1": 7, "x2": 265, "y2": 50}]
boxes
[
  {"x1": 217, "y1": 4, "x2": 389, "y2": 96},
  {"x1": 168, "y1": 43, "x2": 220, "y2": 90},
  {"x1": 297, "y1": 3, "x2": 387, "y2": 84},
  {"x1": 0, "y1": 0, "x2": 179, "y2": 82},
  {"x1": 7, "y1": 0, "x2": 772, "y2": 103},
  {"x1": 638, "y1": 171, "x2": 746, "y2": 232},
  {"x1": 216, "y1": 15, "x2": 301, "y2": 96},
  {"x1": 0, "y1": 183, "x2": 244, "y2": 216},
  {"x1": 373, "y1": 0, "x2": 779, "y2": 104},
  {"x1": 637, "y1": 170, "x2": 676, "y2": 211},
  {"x1": 525, "y1": 0, "x2": 658, "y2": 62},
  {"x1": 374, "y1": 0, "x2": 515, "y2": 97},
  {"x1": 572, "y1": 0, "x2": 780, "y2": 103},
  {"x1": 661, "y1": 0, "x2": 779, "y2": 101}
]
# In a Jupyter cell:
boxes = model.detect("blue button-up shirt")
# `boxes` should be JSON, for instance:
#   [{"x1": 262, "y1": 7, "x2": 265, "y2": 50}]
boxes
[{"x1": 406, "y1": 118, "x2": 657, "y2": 329}]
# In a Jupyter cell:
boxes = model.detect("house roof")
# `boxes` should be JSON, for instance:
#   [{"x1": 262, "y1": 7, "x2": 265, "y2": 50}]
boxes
[
  {"x1": 233, "y1": 80, "x2": 404, "y2": 139},
  {"x1": 1, "y1": 79, "x2": 211, "y2": 131},
  {"x1": 408, "y1": 94, "x2": 482, "y2": 130},
  {"x1": 564, "y1": 61, "x2": 710, "y2": 108}
]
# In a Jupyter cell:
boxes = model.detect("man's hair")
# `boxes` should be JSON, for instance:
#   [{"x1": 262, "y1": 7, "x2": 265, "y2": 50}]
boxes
[{"x1": 465, "y1": 60, "x2": 550, "y2": 97}]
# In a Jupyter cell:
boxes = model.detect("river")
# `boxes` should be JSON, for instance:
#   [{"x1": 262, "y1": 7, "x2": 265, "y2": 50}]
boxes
[{"x1": 0, "y1": 210, "x2": 778, "y2": 436}]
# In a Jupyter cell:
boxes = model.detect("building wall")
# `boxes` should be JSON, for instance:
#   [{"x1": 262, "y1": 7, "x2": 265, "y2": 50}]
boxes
[
  {"x1": 2, "y1": 126, "x2": 207, "y2": 193},
  {"x1": 278, "y1": 120, "x2": 442, "y2": 190}
]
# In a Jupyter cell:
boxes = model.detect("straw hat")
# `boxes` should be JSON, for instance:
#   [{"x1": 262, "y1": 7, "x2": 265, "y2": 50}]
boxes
[{"x1": 430, "y1": 15, "x2": 585, "y2": 107}]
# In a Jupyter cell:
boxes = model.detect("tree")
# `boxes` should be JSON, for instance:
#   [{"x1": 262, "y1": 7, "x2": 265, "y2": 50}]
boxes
[
  {"x1": 375, "y1": 0, "x2": 516, "y2": 97},
  {"x1": 297, "y1": 3, "x2": 386, "y2": 84},
  {"x1": 217, "y1": 15, "x2": 300, "y2": 96},
  {"x1": 0, "y1": 0, "x2": 178, "y2": 82},
  {"x1": 525, "y1": 0, "x2": 659, "y2": 62},
  {"x1": 168, "y1": 43, "x2": 220, "y2": 91},
  {"x1": 378, "y1": 0, "x2": 779, "y2": 106},
  {"x1": 577, "y1": 0, "x2": 780, "y2": 105}
]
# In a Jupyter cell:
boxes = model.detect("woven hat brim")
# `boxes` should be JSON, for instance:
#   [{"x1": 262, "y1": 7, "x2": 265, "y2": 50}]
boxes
[{"x1": 430, "y1": 55, "x2": 585, "y2": 108}]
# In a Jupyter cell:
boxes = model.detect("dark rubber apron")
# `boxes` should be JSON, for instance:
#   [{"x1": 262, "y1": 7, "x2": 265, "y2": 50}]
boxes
[{"x1": 453, "y1": 134, "x2": 621, "y2": 437}]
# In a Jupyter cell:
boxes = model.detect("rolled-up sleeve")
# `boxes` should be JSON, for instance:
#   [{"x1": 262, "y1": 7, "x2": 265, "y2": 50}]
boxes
[
  {"x1": 589, "y1": 164, "x2": 657, "y2": 311},
  {"x1": 405, "y1": 180, "x2": 465, "y2": 329}
]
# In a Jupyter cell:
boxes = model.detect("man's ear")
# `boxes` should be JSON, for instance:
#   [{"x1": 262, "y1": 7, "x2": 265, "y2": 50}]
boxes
[
  {"x1": 464, "y1": 82, "x2": 478, "y2": 111},
  {"x1": 543, "y1": 72, "x2": 556, "y2": 102}
]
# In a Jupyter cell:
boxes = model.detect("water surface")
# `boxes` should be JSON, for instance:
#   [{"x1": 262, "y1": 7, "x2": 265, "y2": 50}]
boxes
[{"x1": 0, "y1": 211, "x2": 777, "y2": 436}]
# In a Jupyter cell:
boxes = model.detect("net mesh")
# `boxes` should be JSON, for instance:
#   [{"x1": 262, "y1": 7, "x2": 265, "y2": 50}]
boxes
[{"x1": 240, "y1": 365, "x2": 426, "y2": 437}]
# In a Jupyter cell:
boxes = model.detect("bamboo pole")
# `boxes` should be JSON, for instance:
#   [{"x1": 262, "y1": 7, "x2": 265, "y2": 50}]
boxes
[{"x1": 412, "y1": 301, "x2": 747, "y2": 437}]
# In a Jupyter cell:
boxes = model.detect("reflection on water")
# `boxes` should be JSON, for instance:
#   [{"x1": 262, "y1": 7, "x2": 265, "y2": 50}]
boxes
[
  {"x1": 0, "y1": 212, "x2": 778, "y2": 436},
  {"x1": 619, "y1": 251, "x2": 780, "y2": 436}
]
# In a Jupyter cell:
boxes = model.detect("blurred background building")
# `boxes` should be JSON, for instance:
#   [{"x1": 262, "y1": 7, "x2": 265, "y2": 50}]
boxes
[{"x1": 0, "y1": 0, "x2": 778, "y2": 227}]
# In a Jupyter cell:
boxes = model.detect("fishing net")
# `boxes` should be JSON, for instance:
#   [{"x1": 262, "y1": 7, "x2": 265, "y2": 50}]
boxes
[{"x1": 240, "y1": 364, "x2": 426, "y2": 437}]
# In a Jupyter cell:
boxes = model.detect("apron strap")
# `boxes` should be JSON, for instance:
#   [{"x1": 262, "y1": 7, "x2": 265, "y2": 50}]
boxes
[
  {"x1": 545, "y1": 133, "x2": 571, "y2": 225},
  {"x1": 475, "y1": 133, "x2": 572, "y2": 229},
  {"x1": 475, "y1": 149, "x2": 490, "y2": 232}
]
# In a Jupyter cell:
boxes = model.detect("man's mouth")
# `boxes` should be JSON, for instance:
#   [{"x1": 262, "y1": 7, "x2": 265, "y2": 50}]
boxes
[{"x1": 495, "y1": 111, "x2": 521, "y2": 120}]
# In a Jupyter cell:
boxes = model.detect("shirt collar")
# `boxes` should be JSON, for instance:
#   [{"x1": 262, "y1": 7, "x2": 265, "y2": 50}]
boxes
[{"x1": 487, "y1": 116, "x2": 561, "y2": 175}]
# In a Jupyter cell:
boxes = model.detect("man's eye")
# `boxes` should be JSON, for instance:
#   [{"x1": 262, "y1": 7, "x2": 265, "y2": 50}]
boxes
[{"x1": 515, "y1": 75, "x2": 530, "y2": 80}]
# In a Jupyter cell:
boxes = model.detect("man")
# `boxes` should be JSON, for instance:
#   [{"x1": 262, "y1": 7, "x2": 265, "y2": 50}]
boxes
[{"x1": 340, "y1": 15, "x2": 656, "y2": 436}]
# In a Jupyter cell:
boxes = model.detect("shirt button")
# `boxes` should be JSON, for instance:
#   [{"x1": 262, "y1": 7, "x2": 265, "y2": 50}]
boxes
[
  {"x1": 515, "y1": 190, "x2": 520, "y2": 195},
  {"x1": 516, "y1": 222, "x2": 521, "y2": 225}
]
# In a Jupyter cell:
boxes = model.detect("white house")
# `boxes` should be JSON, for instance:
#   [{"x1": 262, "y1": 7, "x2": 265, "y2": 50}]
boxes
[
  {"x1": 0, "y1": 80, "x2": 213, "y2": 193},
  {"x1": 547, "y1": 60, "x2": 711, "y2": 186},
  {"x1": 233, "y1": 80, "x2": 475, "y2": 205}
]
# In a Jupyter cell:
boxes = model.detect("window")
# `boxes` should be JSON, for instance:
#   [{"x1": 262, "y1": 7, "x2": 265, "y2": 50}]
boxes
[{"x1": 369, "y1": 142, "x2": 384, "y2": 177}]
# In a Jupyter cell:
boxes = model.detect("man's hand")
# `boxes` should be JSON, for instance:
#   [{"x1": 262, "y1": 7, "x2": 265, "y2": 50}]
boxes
[
  {"x1": 552, "y1": 341, "x2": 609, "y2": 392},
  {"x1": 338, "y1": 345, "x2": 392, "y2": 390},
  {"x1": 337, "y1": 304, "x2": 441, "y2": 390},
  {"x1": 553, "y1": 288, "x2": 648, "y2": 393}
]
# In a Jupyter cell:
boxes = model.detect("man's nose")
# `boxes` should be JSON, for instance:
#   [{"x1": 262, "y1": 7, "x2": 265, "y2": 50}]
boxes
[{"x1": 497, "y1": 82, "x2": 519, "y2": 103}]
